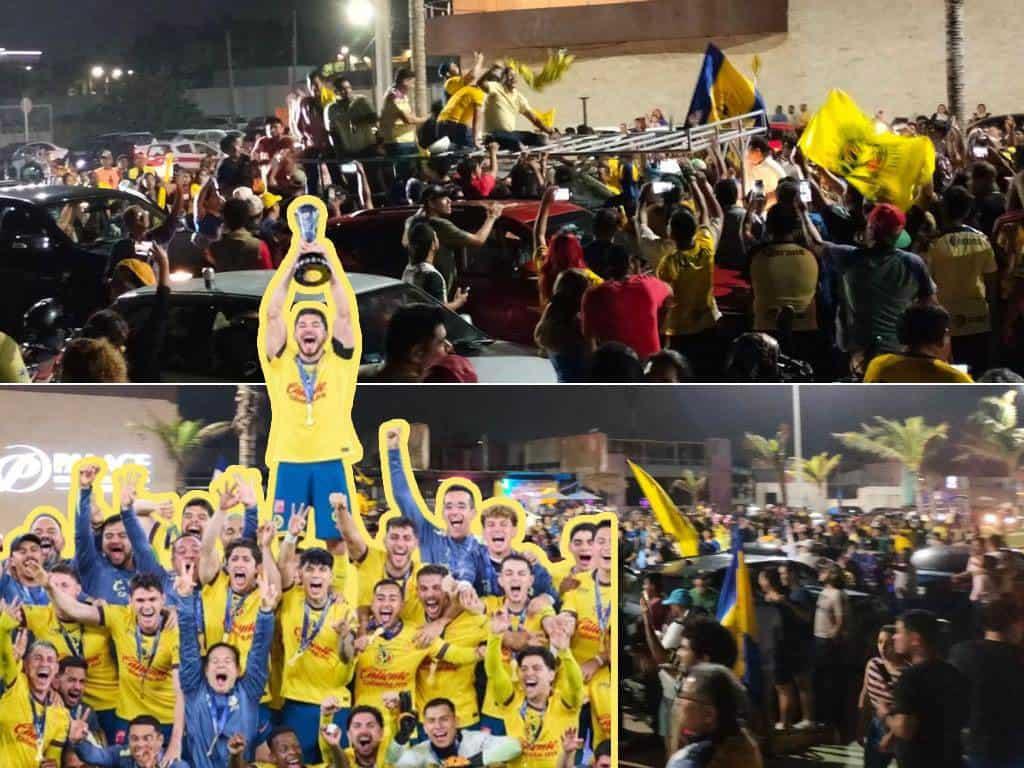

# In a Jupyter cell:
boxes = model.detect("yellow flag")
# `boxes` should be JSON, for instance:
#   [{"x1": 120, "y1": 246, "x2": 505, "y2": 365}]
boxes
[
  {"x1": 797, "y1": 89, "x2": 935, "y2": 210},
  {"x1": 628, "y1": 461, "x2": 699, "y2": 557},
  {"x1": 536, "y1": 108, "x2": 556, "y2": 131}
]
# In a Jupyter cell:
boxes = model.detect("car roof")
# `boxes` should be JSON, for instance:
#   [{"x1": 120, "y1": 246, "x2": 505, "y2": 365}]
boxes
[
  {"x1": 0, "y1": 184, "x2": 152, "y2": 205},
  {"x1": 124, "y1": 270, "x2": 401, "y2": 299}
]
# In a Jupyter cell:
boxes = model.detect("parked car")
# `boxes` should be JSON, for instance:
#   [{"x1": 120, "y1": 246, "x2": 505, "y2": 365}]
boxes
[
  {"x1": 1, "y1": 142, "x2": 68, "y2": 182},
  {"x1": 139, "y1": 139, "x2": 224, "y2": 172},
  {"x1": 0, "y1": 184, "x2": 166, "y2": 335},
  {"x1": 66, "y1": 132, "x2": 156, "y2": 171},
  {"x1": 111, "y1": 269, "x2": 557, "y2": 383}
]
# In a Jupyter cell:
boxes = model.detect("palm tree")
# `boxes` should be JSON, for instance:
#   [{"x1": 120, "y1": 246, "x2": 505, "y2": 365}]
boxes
[
  {"x1": 957, "y1": 390, "x2": 1024, "y2": 482},
  {"x1": 232, "y1": 385, "x2": 266, "y2": 468},
  {"x1": 745, "y1": 424, "x2": 791, "y2": 507},
  {"x1": 793, "y1": 452, "x2": 842, "y2": 512},
  {"x1": 409, "y1": 0, "x2": 428, "y2": 115},
  {"x1": 945, "y1": 0, "x2": 966, "y2": 124},
  {"x1": 129, "y1": 417, "x2": 232, "y2": 491},
  {"x1": 671, "y1": 469, "x2": 707, "y2": 514},
  {"x1": 834, "y1": 417, "x2": 948, "y2": 511}
]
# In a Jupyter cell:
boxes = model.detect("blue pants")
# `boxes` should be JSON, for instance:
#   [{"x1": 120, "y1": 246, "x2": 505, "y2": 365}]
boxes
[
  {"x1": 864, "y1": 716, "x2": 893, "y2": 768},
  {"x1": 271, "y1": 460, "x2": 351, "y2": 540},
  {"x1": 438, "y1": 121, "x2": 474, "y2": 148},
  {"x1": 282, "y1": 700, "x2": 349, "y2": 763},
  {"x1": 97, "y1": 708, "x2": 119, "y2": 745}
]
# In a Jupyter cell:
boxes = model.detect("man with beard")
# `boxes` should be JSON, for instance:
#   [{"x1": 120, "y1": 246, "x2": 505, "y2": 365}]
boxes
[
  {"x1": 68, "y1": 715, "x2": 188, "y2": 768},
  {"x1": 0, "y1": 533, "x2": 49, "y2": 605},
  {"x1": 479, "y1": 504, "x2": 557, "y2": 605},
  {"x1": 340, "y1": 705, "x2": 388, "y2": 768},
  {"x1": 353, "y1": 580, "x2": 481, "y2": 719},
  {"x1": 30, "y1": 514, "x2": 68, "y2": 570},
  {"x1": 22, "y1": 563, "x2": 118, "y2": 741},
  {"x1": 52, "y1": 657, "x2": 105, "y2": 745},
  {"x1": 548, "y1": 523, "x2": 595, "y2": 594},
  {"x1": 38, "y1": 570, "x2": 184, "y2": 759},
  {"x1": 275, "y1": 547, "x2": 357, "y2": 763},
  {"x1": 484, "y1": 610, "x2": 581, "y2": 768},
  {"x1": 479, "y1": 554, "x2": 558, "y2": 735},
  {"x1": 386, "y1": 698, "x2": 522, "y2": 768},
  {"x1": 385, "y1": 428, "x2": 494, "y2": 595},
  {"x1": 331, "y1": 492, "x2": 423, "y2": 629},
  {"x1": 74, "y1": 464, "x2": 163, "y2": 605},
  {"x1": 261, "y1": 204, "x2": 360, "y2": 545},
  {"x1": 0, "y1": 604, "x2": 71, "y2": 768},
  {"x1": 176, "y1": 560, "x2": 279, "y2": 768},
  {"x1": 414, "y1": 565, "x2": 489, "y2": 729},
  {"x1": 558, "y1": 519, "x2": 614, "y2": 746}
]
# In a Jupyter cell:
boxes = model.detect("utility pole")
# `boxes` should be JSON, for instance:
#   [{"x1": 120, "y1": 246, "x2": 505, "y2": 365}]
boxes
[
  {"x1": 373, "y1": 0, "x2": 392, "y2": 110},
  {"x1": 409, "y1": 0, "x2": 428, "y2": 114},
  {"x1": 226, "y1": 30, "x2": 238, "y2": 124}
]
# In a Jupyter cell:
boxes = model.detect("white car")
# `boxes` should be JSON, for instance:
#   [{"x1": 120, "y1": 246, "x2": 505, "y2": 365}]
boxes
[
  {"x1": 4, "y1": 142, "x2": 68, "y2": 181},
  {"x1": 174, "y1": 129, "x2": 243, "y2": 146},
  {"x1": 140, "y1": 139, "x2": 225, "y2": 172}
]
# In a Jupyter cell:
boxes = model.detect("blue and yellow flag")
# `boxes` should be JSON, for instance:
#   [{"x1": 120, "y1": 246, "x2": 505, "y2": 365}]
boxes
[
  {"x1": 798, "y1": 89, "x2": 936, "y2": 210},
  {"x1": 687, "y1": 43, "x2": 766, "y2": 124},
  {"x1": 716, "y1": 526, "x2": 762, "y2": 699},
  {"x1": 628, "y1": 461, "x2": 699, "y2": 557}
]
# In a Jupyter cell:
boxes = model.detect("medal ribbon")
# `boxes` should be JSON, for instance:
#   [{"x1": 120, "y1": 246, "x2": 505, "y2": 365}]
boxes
[
  {"x1": 297, "y1": 595, "x2": 336, "y2": 657},
  {"x1": 206, "y1": 693, "x2": 233, "y2": 757},
  {"x1": 295, "y1": 356, "x2": 319, "y2": 425},
  {"x1": 59, "y1": 622, "x2": 85, "y2": 658},
  {"x1": 134, "y1": 623, "x2": 164, "y2": 691},
  {"x1": 593, "y1": 570, "x2": 611, "y2": 633},
  {"x1": 29, "y1": 692, "x2": 47, "y2": 760},
  {"x1": 223, "y1": 589, "x2": 250, "y2": 635},
  {"x1": 519, "y1": 700, "x2": 547, "y2": 745}
]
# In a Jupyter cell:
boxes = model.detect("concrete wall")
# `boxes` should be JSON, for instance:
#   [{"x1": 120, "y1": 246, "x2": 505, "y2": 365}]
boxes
[
  {"x1": 437, "y1": 0, "x2": 1024, "y2": 129},
  {"x1": 756, "y1": 482, "x2": 906, "y2": 512}
]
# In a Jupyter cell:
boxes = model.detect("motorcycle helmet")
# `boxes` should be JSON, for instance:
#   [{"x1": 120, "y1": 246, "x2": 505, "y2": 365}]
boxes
[{"x1": 22, "y1": 297, "x2": 68, "y2": 350}]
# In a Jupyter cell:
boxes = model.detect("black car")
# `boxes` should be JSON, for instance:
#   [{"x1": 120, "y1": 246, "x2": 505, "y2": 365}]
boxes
[
  {"x1": 66, "y1": 132, "x2": 155, "y2": 172},
  {"x1": 0, "y1": 185, "x2": 166, "y2": 335}
]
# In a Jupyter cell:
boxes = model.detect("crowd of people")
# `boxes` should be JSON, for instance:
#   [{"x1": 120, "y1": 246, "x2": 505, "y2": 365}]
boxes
[
  {"x1": 0, "y1": 443, "x2": 615, "y2": 768},
  {"x1": 621, "y1": 503, "x2": 1024, "y2": 768}
]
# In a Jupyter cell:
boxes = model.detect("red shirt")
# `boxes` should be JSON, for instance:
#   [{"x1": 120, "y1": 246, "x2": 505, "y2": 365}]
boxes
[
  {"x1": 581, "y1": 275, "x2": 671, "y2": 359},
  {"x1": 462, "y1": 173, "x2": 496, "y2": 199},
  {"x1": 252, "y1": 135, "x2": 295, "y2": 164}
]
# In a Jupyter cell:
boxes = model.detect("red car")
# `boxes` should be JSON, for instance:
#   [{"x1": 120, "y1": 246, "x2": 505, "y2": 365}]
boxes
[{"x1": 326, "y1": 200, "x2": 751, "y2": 346}]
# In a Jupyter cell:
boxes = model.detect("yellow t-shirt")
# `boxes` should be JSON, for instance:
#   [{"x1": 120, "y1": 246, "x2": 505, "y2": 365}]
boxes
[
  {"x1": 444, "y1": 75, "x2": 471, "y2": 97},
  {"x1": 0, "y1": 675, "x2": 71, "y2": 768},
  {"x1": 0, "y1": 332, "x2": 30, "y2": 383},
  {"x1": 589, "y1": 665, "x2": 612, "y2": 744},
  {"x1": 548, "y1": 559, "x2": 582, "y2": 592},
  {"x1": 481, "y1": 596, "x2": 556, "y2": 719},
  {"x1": 279, "y1": 588, "x2": 355, "y2": 706},
  {"x1": 416, "y1": 610, "x2": 489, "y2": 726},
  {"x1": 482, "y1": 81, "x2": 531, "y2": 134},
  {"x1": 353, "y1": 623, "x2": 478, "y2": 712},
  {"x1": 201, "y1": 572, "x2": 263, "y2": 669},
  {"x1": 924, "y1": 228, "x2": 998, "y2": 336},
  {"x1": 265, "y1": 350, "x2": 361, "y2": 464},
  {"x1": 863, "y1": 354, "x2": 974, "y2": 383},
  {"x1": 352, "y1": 545, "x2": 421, "y2": 621},
  {"x1": 438, "y1": 86, "x2": 485, "y2": 127},
  {"x1": 24, "y1": 605, "x2": 119, "y2": 712},
  {"x1": 102, "y1": 606, "x2": 180, "y2": 724},
  {"x1": 750, "y1": 242, "x2": 819, "y2": 332},
  {"x1": 656, "y1": 224, "x2": 722, "y2": 336},
  {"x1": 484, "y1": 635, "x2": 583, "y2": 768},
  {"x1": 379, "y1": 93, "x2": 417, "y2": 145},
  {"x1": 560, "y1": 570, "x2": 612, "y2": 665}
]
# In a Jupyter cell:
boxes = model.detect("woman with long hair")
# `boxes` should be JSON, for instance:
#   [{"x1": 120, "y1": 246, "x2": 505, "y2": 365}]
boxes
[
  {"x1": 534, "y1": 269, "x2": 594, "y2": 382},
  {"x1": 534, "y1": 186, "x2": 598, "y2": 306},
  {"x1": 857, "y1": 625, "x2": 907, "y2": 768}
]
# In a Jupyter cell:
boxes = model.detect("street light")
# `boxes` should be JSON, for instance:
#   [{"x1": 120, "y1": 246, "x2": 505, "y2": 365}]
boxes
[
  {"x1": 111, "y1": 67, "x2": 123, "y2": 80},
  {"x1": 91, "y1": 65, "x2": 104, "y2": 79},
  {"x1": 345, "y1": 0, "x2": 374, "y2": 26},
  {"x1": 127, "y1": 69, "x2": 134, "y2": 76}
]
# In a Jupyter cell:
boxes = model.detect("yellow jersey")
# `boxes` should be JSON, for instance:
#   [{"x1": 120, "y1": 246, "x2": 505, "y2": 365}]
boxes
[
  {"x1": 560, "y1": 570, "x2": 612, "y2": 664},
  {"x1": 863, "y1": 354, "x2": 973, "y2": 383},
  {"x1": 656, "y1": 225, "x2": 722, "y2": 336},
  {"x1": 481, "y1": 596, "x2": 556, "y2": 719},
  {"x1": 548, "y1": 559, "x2": 583, "y2": 592},
  {"x1": 924, "y1": 227, "x2": 998, "y2": 336},
  {"x1": 201, "y1": 573, "x2": 263, "y2": 670},
  {"x1": 0, "y1": 675, "x2": 71, "y2": 768},
  {"x1": 352, "y1": 545, "x2": 421, "y2": 622},
  {"x1": 265, "y1": 350, "x2": 361, "y2": 464},
  {"x1": 483, "y1": 634, "x2": 584, "y2": 768},
  {"x1": 0, "y1": 332, "x2": 30, "y2": 383},
  {"x1": 24, "y1": 605, "x2": 119, "y2": 712},
  {"x1": 102, "y1": 605, "x2": 180, "y2": 724},
  {"x1": 333, "y1": 551, "x2": 360, "y2": 613},
  {"x1": 279, "y1": 588, "x2": 355, "y2": 706},
  {"x1": 444, "y1": 75, "x2": 472, "y2": 97},
  {"x1": 354, "y1": 622, "x2": 479, "y2": 712},
  {"x1": 438, "y1": 86, "x2": 485, "y2": 127},
  {"x1": 589, "y1": 665, "x2": 612, "y2": 743},
  {"x1": 416, "y1": 609, "x2": 489, "y2": 726}
]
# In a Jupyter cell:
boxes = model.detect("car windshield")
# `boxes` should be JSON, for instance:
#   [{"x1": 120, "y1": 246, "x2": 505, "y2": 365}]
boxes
[
  {"x1": 116, "y1": 281, "x2": 489, "y2": 380},
  {"x1": 43, "y1": 195, "x2": 166, "y2": 251}
]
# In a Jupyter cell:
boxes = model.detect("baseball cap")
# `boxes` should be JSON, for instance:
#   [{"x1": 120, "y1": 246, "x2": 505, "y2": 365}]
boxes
[
  {"x1": 662, "y1": 588, "x2": 692, "y2": 607},
  {"x1": 867, "y1": 203, "x2": 907, "y2": 243},
  {"x1": 261, "y1": 192, "x2": 283, "y2": 210},
  {"x1": 11, "y1": 533, "x2": 43, "y2": 551},
  {"x1": 113, "y1": 258, "x2": 156, "y2": 287}
]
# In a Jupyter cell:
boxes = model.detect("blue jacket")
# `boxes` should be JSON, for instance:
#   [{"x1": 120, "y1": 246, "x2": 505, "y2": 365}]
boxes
[
  {"x1": 483, "y1": 556, "x2": 558, "y2": 606},
  {"x1": 178, "y1": 592, "x2": 273, "y2": 768},
  {"x1": 0, "y1": 571, "x2": 48, "y2": 605},
  {"x1": 75, "y1": 488, "x2": 164, "y2": 604},
  {"x1": 74, "y1": 743, "x2": 188, "y2": 768},
  {"x1": 388, "y1": 449, "x2": 494, "y2": 595}
]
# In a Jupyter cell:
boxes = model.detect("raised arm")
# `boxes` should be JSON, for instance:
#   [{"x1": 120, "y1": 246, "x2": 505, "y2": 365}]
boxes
[
  {"x1": 32, "y1": 563, "x2": 101, "y2": 625},
  {"x1": 0, "y1": 608, "x2": 21, "y2": 686},
  {"x1": 384, "y1": 430, "x2": 441, "y2": 549},
  {"x1": 119, "y1": 474, "x2": 162, "y2": 577},
  {"x1": 329, "y1": 492, "x2": 368, "y2": 563},
  {"x1": 240, "y1": 573, "x2": 279, "y2": 701},
  {"x1": 328, "y1": 260, "x2": 357, "y2": 350},
  {"x1": 549, "y1": 619, "x2": 584, "y2": 709},
  {"x1": 534, "y1": 187, "x2": 556, "y2": 255},
  {"x1": 74, "y1": 465, "x2": 102, "y2": 579},
  {"x1": 199, "y1": 485, "x2": 237, "y2": 587},
  {"x1": 484, "y1": 610, "x2": 516, "y2": 705},
  {"x1": 174, "y1": 578, "x2": 204, "y2": 695},
  {"x1": 262, "y1": 249, "x2": 301, "y2": 360},
  {"x1": 694, "y1": 173, "x2": 723, "y2": 231},
  {"x1": 462, "y1": 204, "x2": 503, "y2": 248},
  {"x1": 278, "y1": 505, "x2": 309, "y2": 591}
]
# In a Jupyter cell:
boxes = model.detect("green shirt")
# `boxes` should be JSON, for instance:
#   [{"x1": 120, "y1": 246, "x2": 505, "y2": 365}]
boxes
[
  {"x1": 690, "y1": 587, "x2": 719, "y2": 614},
  {"x1": 403, "y1": 214, "x2": 472, "y2": 293},
  {"x1": 326, "y1": 96, "x2": 377, "y2": 155}
]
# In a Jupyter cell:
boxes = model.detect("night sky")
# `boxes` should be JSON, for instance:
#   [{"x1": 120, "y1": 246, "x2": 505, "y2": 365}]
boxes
[{"x1": 174, "y1": 385, "x2": 1022, "y2": 459}]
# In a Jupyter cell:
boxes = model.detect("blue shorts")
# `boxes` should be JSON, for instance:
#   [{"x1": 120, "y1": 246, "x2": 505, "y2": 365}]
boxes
[
  {"x1": 282, "y1": 699, "x2": 349, "y2": 763},
  {"x1": 96, "y1": 708, "x2": 119, "y2": 745},
  {"x1": 271, "y1": 460, "x2": 351, "y2": 540},
  {"x1": 480, "y1": 715, "x2": 506, "y2": 736}
]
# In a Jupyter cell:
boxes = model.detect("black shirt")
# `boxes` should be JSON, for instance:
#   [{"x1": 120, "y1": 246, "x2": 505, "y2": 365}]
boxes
[
  {"x1": 890, "y1": 658, "x2": 968, "y2": 768},
  {"x1": 583, "y1": 239, "x2": 628, "y2": 280},
  {"x1": 216, "y1": 155, "x2": 254, "y2": 192},
  {"x1": 949, "y1": 639, "x2": 1024, "y2": 760}
]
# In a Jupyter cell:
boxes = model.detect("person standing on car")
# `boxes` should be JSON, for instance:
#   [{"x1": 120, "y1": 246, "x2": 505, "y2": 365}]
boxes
[{"x1": 402, "y1": 185, "x2": 502, "y2": 294}]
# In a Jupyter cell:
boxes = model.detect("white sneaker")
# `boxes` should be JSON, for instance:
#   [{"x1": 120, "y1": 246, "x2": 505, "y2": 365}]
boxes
[
  {"x1": 774, "y1": 722, "x2": 786, "y2": 731},
  {"x1": 793, "y1": 719, "x2": 816, "y2": 730}
]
